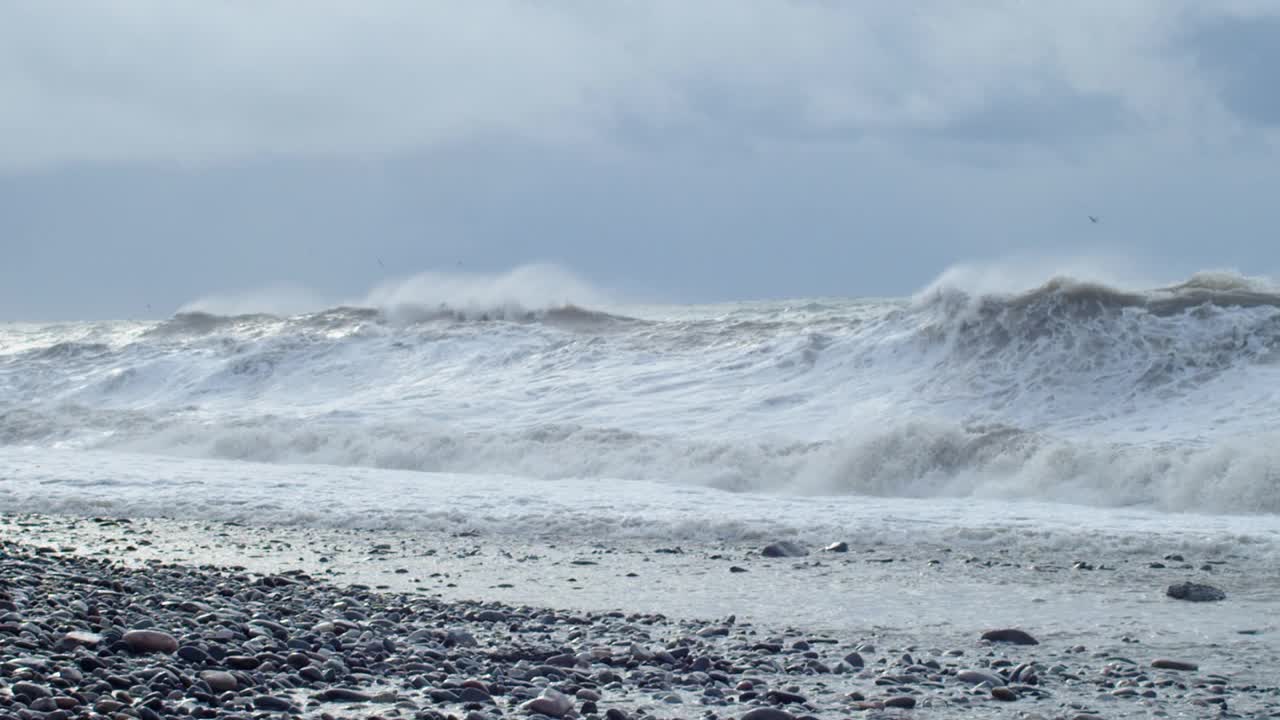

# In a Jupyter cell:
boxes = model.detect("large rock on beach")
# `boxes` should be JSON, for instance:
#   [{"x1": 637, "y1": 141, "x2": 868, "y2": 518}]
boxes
[
  {"x1": 1152, "y1": 659, "x2": 1199, "y2": 671},
  {"x1": 761, "y1": 541, "x2": 808, "y2": 558},
  {"x1": 982, "y1": 628, "x2": 1039, "y2": 645},
  {"x1": 121, "y1": 629, "x2": 179, "y2": 653},
  {"x1": 1166, "y1": 582, "x2": 1226, "y2": 602}
]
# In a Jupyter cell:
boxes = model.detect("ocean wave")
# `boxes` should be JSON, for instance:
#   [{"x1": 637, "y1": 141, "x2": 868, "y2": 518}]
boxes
[
  {"x1": 3, "y1": 407, "x2": 1278, "y2": 514},
  {"x1": 5, "y1": 268, "x2": 1280, "y2": 515},
  {"x1": 146, "y1": 303, "x2": 641, "y2": 337},
  {"x1": 923, "y1": 272, "x2": 1280, "y2": 320}
]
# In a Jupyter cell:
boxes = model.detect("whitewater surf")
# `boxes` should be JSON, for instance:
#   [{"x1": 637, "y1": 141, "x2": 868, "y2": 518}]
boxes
[
  {"x1": 6, "y1": 266, "x2": 1280, "y2": 719},
  {"x1": 4, "y1": 269, "x2": 1280, "y2": 519}
]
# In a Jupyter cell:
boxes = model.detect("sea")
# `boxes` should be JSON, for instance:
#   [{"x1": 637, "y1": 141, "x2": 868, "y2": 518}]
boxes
[{"x1": 4, "y1": 265, "x2": 1280, "y2": 654}]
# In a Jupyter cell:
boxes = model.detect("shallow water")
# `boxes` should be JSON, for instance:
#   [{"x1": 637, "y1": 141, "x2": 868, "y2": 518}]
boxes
[{"x1": 3, "y1": 449, "x2": 1277, "y2": 665}]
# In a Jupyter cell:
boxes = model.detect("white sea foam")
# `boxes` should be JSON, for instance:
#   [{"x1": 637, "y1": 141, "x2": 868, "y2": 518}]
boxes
[{"x1": 4, "y1": 265, "x2": 1280, "y2": 529}]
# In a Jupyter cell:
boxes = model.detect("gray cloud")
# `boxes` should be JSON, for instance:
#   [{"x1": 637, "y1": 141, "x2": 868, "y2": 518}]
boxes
[
  {"x1": 2, "y1": 1, "x2": 1272, "y2": 170},
  {"x1": 2, "y1": 3, "x2": 1280, "y2": 320},
  {"x1": 1186, "y1": 13, "x2": 1280, "y2": 127}
]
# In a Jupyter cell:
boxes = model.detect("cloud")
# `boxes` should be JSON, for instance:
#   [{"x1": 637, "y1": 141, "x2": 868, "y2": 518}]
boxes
[
  {"x1": 3, "y1": 2, "x2": 1276, "y2": 171},
  {"x1": 1184, "y1": 12, "x2": 1280, "y2": 127}
]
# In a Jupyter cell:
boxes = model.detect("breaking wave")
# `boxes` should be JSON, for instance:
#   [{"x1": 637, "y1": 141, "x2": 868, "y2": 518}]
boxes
[{"x1": 5, "y1": 267, "x2": 1280, "y2": 515}]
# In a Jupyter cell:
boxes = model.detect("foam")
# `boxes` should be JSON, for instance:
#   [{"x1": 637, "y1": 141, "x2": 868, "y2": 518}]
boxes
[
  {"x1": 4, "y1": 268, "x2": 1280, "y2": 515},
  {"x1": 4, "y1": 447, "x2": 1279, "y2": 559}
]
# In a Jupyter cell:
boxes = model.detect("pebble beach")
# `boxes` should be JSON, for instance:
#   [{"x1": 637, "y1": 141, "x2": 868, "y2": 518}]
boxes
[
  {"x1": 9, "y1": 276, "x2": 1280, "y2": 718},
  {"x1": 3, "y1": 512, "x2": 1277, "y2": 720},
  {"x1": 9, "y1": 1, "x2": 1280, "y2": 716}
]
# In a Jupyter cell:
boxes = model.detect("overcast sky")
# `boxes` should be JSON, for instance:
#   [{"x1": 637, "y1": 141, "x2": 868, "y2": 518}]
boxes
[{"x1": 2, "y1": 1, "x2": 1279, "y2": 319}]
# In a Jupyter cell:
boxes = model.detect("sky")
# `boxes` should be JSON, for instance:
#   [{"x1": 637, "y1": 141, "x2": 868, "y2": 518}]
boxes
[{"x1": 2, "y1": 1, "x2": 1279, "y2": 320}]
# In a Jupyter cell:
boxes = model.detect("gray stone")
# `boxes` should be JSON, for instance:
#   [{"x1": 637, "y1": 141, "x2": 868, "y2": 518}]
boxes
[
  {"x1": 982, "y1": 628, "x2": 1039, "y2": 645},
  {"x1": 122, "y1": 629, "x2": 179, "y2": 654},
  {"x1": 1166, "y1": 582, "x2": 1225, "y2": 602},
  {"x1": 177, "y1": 645, "x2": 209, "y2": 664},
  {"x1": 761, "y1": 541, "x2": 808, "y2": 558},
  {"x1": 522, "y1": 689, "x2": 573, "y2": 717},
  {"x1": 957, "y1": 669, "x2": 1006, "y2": 686},
  {"x1": 316, "y1": 688, "x2": 373, "y2": 702},
  {"x1": 225, "y1": 655, "x2": 260, "y2": 670},
  {"x1": 459, "y1": 686, "x2": 493, "y2": 703},
  {"x1": 446, "y1": 628, "x2": 478, "y2": 647},
  {"x1": 199, "y1": 670, "x2": 237, "y2": 692},
  {"x1": 740, "y1": 709, "x2": 796, "y2": 720},
  {"x1": 1152, "y1": 659, "x2": 1199, "y2": 671},
  {"x1": 252, "y1": 695, "x2": 295, "y2": 712},
  {"x1": 991, "y1": 686, "x2": 1018, "y2": 701},
  {"x1": 13, "y1": 682, "x2": 52, "y2": 699},
  {"x1": 60, "y1": 631, "x2": 103, "y2": 648}
]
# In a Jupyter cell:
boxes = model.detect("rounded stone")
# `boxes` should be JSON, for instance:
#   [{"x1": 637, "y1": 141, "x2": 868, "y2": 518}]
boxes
[
  {"x1": 957, "y1": 669, "x2": 1005, "y2": 686},
  {"x1": 176, "y1": 645, "x2": 209, "y2": 664},
  {"x1": 522, "y1": 689, "x2": 573, "y2": 718},
  {"x1": 991, "y1": 686, "x2": 1018, "y2": 701},
  {"x1": 761, "y1": 541, "x2": 808, "y2": 558},
  {"x1": 225, "y1": 655, "x2": 261, "y2": 670},
  {"x1": 740, "y1": 709, "x2": 796, "y2": 720},
  {"x1": 198, "y1": 671, "x2": 237, "y2": 693},
  {"x1": 121, "y1": 630, "x2": 179, "y2": 654},
  {"x1": 13, "y1": 682, "x2": 52, "y2": 700},
  {"x1": 1166, "y1": 582, "x2": 1226, "y2": 602},
  {"x1": 1152, "y1": 659, "x2": 1199, "y2": 671},
  {"x1": 252, "y1": 696, "x2": 294, "y2": 712},
  {"x1": 982, "y1": 629, "x2": 1039, "y2": 646}
]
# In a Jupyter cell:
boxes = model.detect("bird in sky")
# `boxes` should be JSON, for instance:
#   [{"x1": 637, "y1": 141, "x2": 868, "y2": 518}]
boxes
[{"x1": 1088, "y1": 215, "x2": 1100, "y2": 224}]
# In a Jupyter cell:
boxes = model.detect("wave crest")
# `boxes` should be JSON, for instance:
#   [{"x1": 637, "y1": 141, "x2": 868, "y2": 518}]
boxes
[{"x1": 8, "y1": 265, "x2": 1280, "y2": 517}]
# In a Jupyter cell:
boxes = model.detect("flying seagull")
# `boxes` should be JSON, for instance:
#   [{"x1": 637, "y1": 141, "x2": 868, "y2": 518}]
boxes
[{"x1": 1088, "y1": 215, "x2": 1099, "y2": 224}]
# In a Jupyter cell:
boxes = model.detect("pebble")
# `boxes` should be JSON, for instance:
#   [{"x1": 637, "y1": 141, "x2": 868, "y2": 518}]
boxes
[
  {"x1": 766, "y1": 689, "x2": 807, "y2": 704},
  {"x1": 121, "y1": 629, "x2": 179, "y2": 654},
  {"x1": 316, "y1": 687, "x2": 373, "y2": 702},
  {"x1": 522, "y1": 688, "x2": 574, "y2": 717},
  {"x1": 177, "y1": 645, "x2": 209, "y2": 663},
  {"x1": 0, "y1": 520, "x2": 1273, "y2": 720},
  {"x1": 991, "y1": 686, "x2": 1019, "y2": 701},
  {"x1": 957, "y1": 669, "x2": 1005, "y2": 686},
  {"x1": 198, "y1": 670, "x2": 237, "y2": 692},
  {"x1": 253, "y1": 695, "x2": 295, "y2": 711},
  {"x1": 12, "y1": 681, "x2": 51, "y2": 699},
  {"x1": 740, "y1": 709, "x2": 797, "y2": 720},
  {"x1": 60, "y1": 630, "x2": 103, "y2": 647},
  {"x1": 1152, "y1": 659, "x2": 1199, "y2": 671}
]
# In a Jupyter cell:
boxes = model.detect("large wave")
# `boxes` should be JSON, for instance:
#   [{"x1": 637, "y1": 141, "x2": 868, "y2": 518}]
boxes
[{"x1": 5, "y1": 268, "x2": 1280, "y2": 514}]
